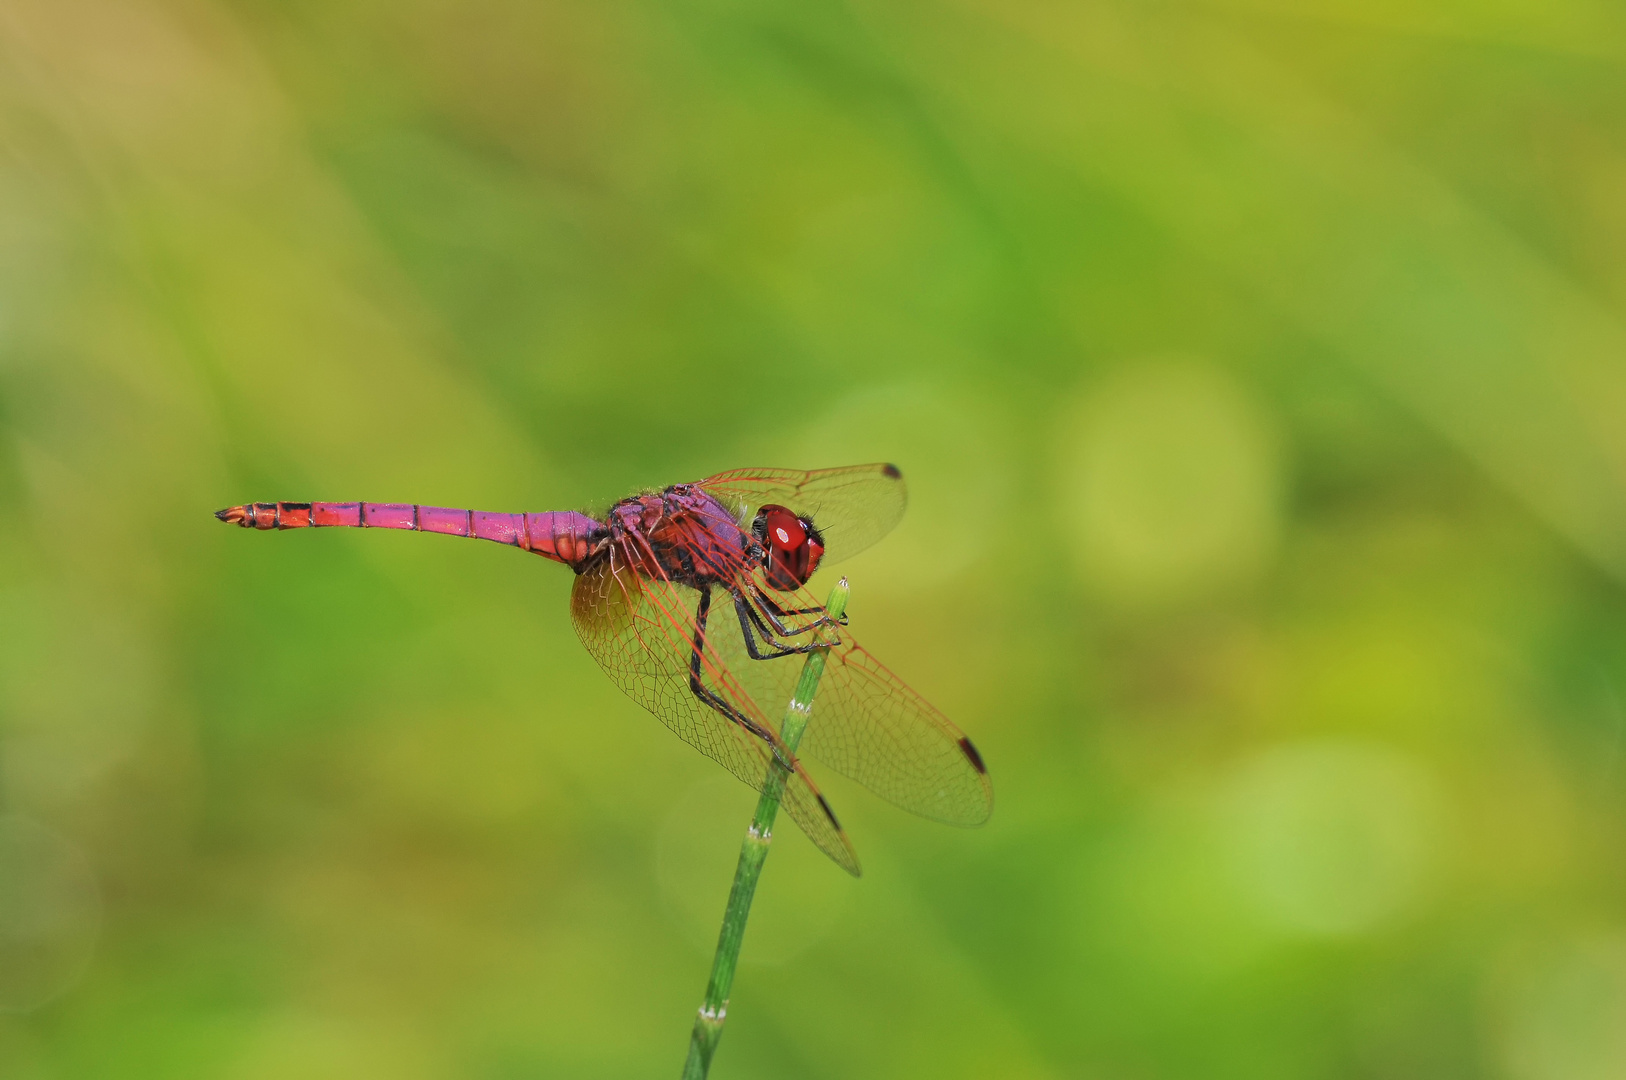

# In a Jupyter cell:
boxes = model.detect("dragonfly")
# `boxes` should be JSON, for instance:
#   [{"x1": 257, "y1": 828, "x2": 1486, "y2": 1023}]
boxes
[{"x1": 216, "y1": 464, "x2": 992, "y2": 875}]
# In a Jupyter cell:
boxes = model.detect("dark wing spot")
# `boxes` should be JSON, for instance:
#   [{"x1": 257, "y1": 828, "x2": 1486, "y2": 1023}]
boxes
[
  {"x1": 957, "y1": 736, "x2": 987, "y2": 774},
  {"x1": 882, "y1": 462, "x2": 902, "y2": 479},
  {"x1": 815, "y1": 792, "x2": 843, "y2": 829}
]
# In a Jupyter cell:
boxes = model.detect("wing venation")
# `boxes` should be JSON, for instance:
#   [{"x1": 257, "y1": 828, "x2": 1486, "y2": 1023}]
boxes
[
  {"x1": 707, "y1": 575, "x2": 994, "y2": 827},
  {"x1": 569, "y1": 551, "x2": 862, "y2": 875},
  {"x1": 697, "y1": 464, "x2": 906, "y2": 565}
]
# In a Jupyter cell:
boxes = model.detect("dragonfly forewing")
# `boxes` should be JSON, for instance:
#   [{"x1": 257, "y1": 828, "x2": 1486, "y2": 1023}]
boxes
[{"x1": 697, "y1": 464, "x2": 907, "y2": 566}]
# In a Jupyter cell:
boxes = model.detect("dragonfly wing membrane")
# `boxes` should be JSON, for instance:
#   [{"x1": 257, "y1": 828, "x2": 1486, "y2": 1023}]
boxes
[
  {"x1": 697, "y1": 464, "x2": 906, "y2": 566},
  {"x1": 807, "y1": 637, "x2": 993, "y2": 826},
  {"x1": 711, "y1": 578, "x2": 994, "y2": 827},
  {"x1": 569, "y1": 554, "x2": 861, "y2": 875}
]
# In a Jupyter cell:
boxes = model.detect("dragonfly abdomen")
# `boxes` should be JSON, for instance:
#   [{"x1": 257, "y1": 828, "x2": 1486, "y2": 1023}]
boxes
[{"x1": 215, "y1": 502, "x2": 603, "y2": 567}]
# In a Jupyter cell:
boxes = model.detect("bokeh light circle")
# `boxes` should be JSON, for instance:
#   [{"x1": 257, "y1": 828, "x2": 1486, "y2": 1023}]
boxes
[
  {"x1": 1219, "y1": 740, "x2": 1442, "y2": 937},
  {"x1": 1056, "y1": 358, "x2": 1283, "y2": 608}
]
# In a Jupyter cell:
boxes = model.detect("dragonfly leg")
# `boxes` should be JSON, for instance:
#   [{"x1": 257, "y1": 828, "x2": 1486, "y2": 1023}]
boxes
[
  {"x1": 744, "y1": 587, "x2": 842, "y2": 639},
  {"x1": 757, "y1": 591, "x2": 849, "y2": 627},
  {"x1": 687, "y1": 585, "x2": 797, "y2": 771},
  {"x1": 733, "y1": 592, "x2": 831, "y2": 661}
]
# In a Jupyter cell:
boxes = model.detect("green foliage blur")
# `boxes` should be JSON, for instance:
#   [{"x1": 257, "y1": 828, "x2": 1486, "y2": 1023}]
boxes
[{"x1": 4, "y1": 0, "x2": 1626, "y2": 1076}]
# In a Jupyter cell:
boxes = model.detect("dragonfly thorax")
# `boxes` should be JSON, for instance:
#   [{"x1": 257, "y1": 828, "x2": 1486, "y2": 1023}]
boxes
[{"x1": 605, "y1": 486, "x2": 754, "y2": 589}]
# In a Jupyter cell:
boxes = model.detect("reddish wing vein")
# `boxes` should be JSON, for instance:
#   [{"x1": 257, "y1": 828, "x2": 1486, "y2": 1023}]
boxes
[
  {"x1": 696, "y1": 464, "x2": 907, "y2": 567},
  {"x1": 569, "y1": 549, "x2": 861, "y2": 876},
  {"x1": 710, "y1": 575, "x2": 994, "y2": 827}
]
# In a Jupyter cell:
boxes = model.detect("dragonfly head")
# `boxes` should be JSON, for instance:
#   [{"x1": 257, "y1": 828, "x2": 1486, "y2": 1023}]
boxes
[{"x1": 753, "y1": 504, "x2": 825, "y2": 591}]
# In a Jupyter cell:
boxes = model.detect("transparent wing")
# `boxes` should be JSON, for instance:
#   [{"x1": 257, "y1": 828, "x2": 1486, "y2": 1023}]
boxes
[
  {"x1": 709, "y1": 577, "x2": 994, "y2": 827},
  {"x1": 696, "y1": 464, "x2": 907, "y2": 565},
  {"x1": 569, "y1": 550, "x2": 861, "y2": 875}
]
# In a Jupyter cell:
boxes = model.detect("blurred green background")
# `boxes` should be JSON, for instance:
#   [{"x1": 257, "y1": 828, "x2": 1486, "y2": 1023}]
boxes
[{"x1": 5, "y1": 0, "x2": 1626, "y2": 1076}]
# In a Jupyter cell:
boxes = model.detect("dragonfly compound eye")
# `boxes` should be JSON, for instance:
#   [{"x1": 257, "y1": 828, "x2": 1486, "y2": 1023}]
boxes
[
  {"x1": 764, "y1": 507, "x2": 806, "y2": 551},
  {"x1": 755, "y1": 504, "x2": 824, "y2": 590}
]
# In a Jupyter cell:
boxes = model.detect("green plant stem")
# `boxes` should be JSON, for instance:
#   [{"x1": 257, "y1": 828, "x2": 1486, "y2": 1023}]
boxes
[{"x1": 681, "y1": 577, "x2": 851, "y2": 1079}]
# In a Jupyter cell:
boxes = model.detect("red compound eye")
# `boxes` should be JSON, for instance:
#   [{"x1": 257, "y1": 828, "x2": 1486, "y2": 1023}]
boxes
[
  {"x1": 764, "y1": 507, "x2": 806, "y2": 551},
  {"x1": 756, "y1": 505, "x2": 823, "y2": 591}
]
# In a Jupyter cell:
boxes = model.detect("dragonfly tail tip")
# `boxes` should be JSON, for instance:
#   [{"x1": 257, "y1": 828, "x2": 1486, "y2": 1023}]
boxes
[{"x1": 215, "y1": 506, "x2": 246, "y2": 524}]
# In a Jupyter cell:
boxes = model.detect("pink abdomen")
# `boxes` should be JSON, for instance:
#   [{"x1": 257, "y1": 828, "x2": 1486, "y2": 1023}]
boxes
[{"x1": 215, "y1": 501, "x2": 603, "y2": 569}]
